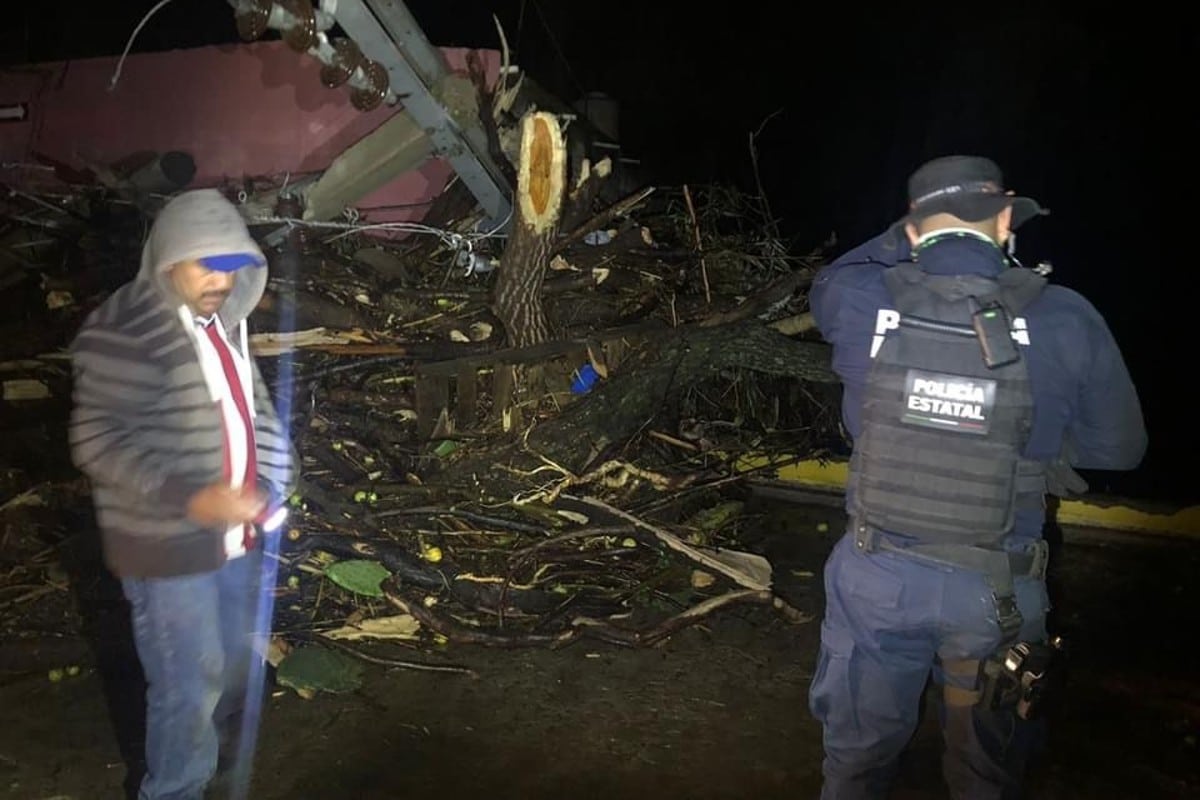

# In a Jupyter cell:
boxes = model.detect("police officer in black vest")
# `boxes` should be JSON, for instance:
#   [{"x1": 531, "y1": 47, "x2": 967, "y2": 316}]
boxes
[{"x1": 807, "y1": 155, "x2": 1147, "y2": 799}]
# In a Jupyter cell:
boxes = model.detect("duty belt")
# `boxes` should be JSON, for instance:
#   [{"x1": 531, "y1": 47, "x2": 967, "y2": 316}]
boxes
[{"x1": 852, "y1": 520, "x2": 1050, "y2": 643}]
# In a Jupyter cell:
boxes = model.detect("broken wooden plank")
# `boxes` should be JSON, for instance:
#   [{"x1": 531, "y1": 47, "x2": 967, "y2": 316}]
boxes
[
  {"x1": 249, "y1": 327, "x2": 373, "y2": 356},
  {"x1": 252, "y1": 334, "x2": 493, "y2": 359}
]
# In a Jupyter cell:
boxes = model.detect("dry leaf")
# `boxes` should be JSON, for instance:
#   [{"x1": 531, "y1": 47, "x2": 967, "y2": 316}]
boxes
[
  {"x1": 266, "y1": 635, "x2": 293, "y2": 668},
  {"x1": 46, "y1": 290, "x2": 74, "y2": 310},
  {"x1": 324, "y1": 614, "x2": 422, "y2": 642}
]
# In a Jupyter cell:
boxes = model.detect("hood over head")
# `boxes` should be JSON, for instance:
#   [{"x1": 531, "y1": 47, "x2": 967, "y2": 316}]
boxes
[{"x1": 140, "y1": 189, "x2": 267, "y2": 328}]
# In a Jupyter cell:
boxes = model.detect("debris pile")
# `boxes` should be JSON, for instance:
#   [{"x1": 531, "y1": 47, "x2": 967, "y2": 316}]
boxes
[{"x1": 1, "y1": 112, "x2": 845, "y2": 693}]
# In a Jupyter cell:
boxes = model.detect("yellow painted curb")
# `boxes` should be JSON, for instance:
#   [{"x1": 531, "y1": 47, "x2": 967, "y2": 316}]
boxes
[{"x1": 734, "y1": 455, "x2": 1199, "y2": 538}]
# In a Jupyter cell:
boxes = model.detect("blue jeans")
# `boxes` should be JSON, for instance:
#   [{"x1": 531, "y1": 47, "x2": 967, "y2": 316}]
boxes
[
  {"x1": 809, "y1": 533, "x2": 1050, "y2": 800},
  {"x1": 121, "y1": 552, "x2": 263, "y2": 800}
]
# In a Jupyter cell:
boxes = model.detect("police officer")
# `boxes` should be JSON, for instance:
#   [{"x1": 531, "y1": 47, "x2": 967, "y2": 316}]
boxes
[{"x1": 806, "y1": 155, "x2": 1147, "y2": 799}]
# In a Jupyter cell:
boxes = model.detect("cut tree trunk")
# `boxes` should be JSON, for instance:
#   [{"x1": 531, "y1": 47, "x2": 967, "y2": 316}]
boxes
[{"x1": 491, "y1": 111, "x2": 567, "y2": 349}]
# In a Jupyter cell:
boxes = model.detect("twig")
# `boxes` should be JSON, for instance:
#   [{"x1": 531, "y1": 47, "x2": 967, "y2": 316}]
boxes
[
  {"x1": 400, "y1": 301, "x2": 468, "y2": 329},
  {"x1": 697, "y1": 268, "x2": 812, "y2": 329},
  {"x1": 633, "y1": 473, "x2": 751, "y2": 517},
  {"x1": 572, "y1": 588, "x2": 778, "y2": 647},
  {"x1": 772, "y1": 596, "x2": 813, "y2": 625},
  {"x1": 769, "y1": 312, "x2": 816, "y2": 336},
  {"x1": 490, "y1": 14, "x2": 523, "y2": 118},
  {"x1": 2, "y1": 185, "x2": 86, "y2": 221},
  {"x1": 385, "y1": 589, "x2": 574, "y2": 648},
  {"x1": 0, "y1": 584, "x2": 58, "y2": 611},
  {"x1": 310, "y1": 574, "x2": 326, "y2": 622},
  {"x1": 303, "y1": 633, "x2": 478, "y2": 678},
  {"x1": 369, "y1": 507, "x2": 544, "y2": 533},
  {"x1": 499, "y1": 524, "x2": 637, "y2": 627},
  {"x1": 0, "y1": 584, "x2": 47, "y2": 595},
  {"x1": 553, "y1": 186, "x2": 655, "y2": 254},
  {"x1": 0, "y1": 486, "x2": 47, "y2": 513},
  {"x1": 508, "y1": 445, "x2": 693, "y2": 506},
  {"x1": 749, "y1": 109, "x2": 785, "y2": 242},
  {"x1": 508, "y1": 525, "x2": 635, "y2": 564},
  {"x1": 571, "y1": 494, "x2": 770, "y2": 591},
  {"x1": 647, "y1": 430, "x2": 699, "y2": 452},
  {"x1": 28, "y1": 540, "x2": 72, "y2": 563},
  {"x1": 682, "y1": 184, "x2": 712, "y2": 304}
]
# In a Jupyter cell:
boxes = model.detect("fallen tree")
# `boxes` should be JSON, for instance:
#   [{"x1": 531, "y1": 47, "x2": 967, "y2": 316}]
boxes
[
  {"x1": 0, "y1": 102, "x2": 843, "y2": 693},
  {"x1": 522, "y1": 320, "x2": 836, "y2": 472}
]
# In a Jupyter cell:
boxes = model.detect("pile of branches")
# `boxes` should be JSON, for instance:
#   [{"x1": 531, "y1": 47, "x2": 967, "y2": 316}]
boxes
[
  {"x1": 0, "y1": 156, "x2": 845, "y2": 683},
  {"x1": 249, "y1": 177, "x2": 844, "y2": 679}
]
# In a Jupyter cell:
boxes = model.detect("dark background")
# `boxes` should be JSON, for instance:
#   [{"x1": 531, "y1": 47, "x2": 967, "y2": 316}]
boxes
[{"x1": 3, "y1": 1, "x2": 1194, "y2": 505}]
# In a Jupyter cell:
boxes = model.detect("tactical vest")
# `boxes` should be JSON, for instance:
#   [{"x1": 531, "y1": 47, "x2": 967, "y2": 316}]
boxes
[{"x1": 849, "y1": 262, "x2": 1048, "y2": 546}]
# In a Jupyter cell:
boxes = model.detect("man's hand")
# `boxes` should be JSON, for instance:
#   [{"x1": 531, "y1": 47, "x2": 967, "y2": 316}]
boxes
[{"x1": 186, "y1": 485, "x2": 266, "y2": 526}]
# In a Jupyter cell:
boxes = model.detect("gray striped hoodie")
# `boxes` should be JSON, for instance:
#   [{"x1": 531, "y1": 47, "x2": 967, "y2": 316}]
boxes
[{"x1": 68, "y1": 189, "x2": 295, "y2": 578}]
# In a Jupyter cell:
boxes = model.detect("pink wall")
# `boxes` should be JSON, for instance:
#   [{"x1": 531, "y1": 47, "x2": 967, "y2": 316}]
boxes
[{"x1": 0, "y1": 41, "x2": 500, "y2": 223}]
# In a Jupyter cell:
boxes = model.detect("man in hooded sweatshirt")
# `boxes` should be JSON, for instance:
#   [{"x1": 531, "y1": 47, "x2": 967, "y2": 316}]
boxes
[{"x1": 68, "y1": 189, "x2": 295, "y2": 800}]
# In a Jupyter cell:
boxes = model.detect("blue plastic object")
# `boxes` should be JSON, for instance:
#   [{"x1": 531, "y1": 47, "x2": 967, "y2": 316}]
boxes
[{"x1": 570, "y1": 363, "x2": 600, "y2": 394}]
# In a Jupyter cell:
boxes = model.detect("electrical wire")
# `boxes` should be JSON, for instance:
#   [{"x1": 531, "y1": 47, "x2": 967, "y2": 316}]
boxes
[
  {"x1": 527, "y1": 0, "x2": 586, "y2": 98},
  {"x1": 108, "y1": 0, "x2": 184, "y2": 91}
]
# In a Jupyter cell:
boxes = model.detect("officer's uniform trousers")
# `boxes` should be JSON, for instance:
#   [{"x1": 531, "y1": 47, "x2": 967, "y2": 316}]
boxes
[{"x1": 809, "y1": 531, "x2": 1049, "y2": 799}]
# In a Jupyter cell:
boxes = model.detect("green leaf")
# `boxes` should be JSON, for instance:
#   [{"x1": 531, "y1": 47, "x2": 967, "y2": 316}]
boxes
[
  {"x1": 432, "y1": 439, "x2": 458, "y2": 458},
  {"x1": 275, "y1": 645, "x2": 363, "y2": 695},
  {"x1": 324, "y1": 560, "x2": 391, "y2": 597}
]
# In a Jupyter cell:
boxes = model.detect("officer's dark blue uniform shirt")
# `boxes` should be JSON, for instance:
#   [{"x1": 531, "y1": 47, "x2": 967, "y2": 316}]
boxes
[{"x1": 810, "y1": 230, "x2": 1147, "y2": 540}]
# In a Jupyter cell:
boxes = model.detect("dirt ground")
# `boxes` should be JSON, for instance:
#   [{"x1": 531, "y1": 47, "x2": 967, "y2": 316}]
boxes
[{"x1": 1, "y1": 496, "x2": 1197, "y2": 800}]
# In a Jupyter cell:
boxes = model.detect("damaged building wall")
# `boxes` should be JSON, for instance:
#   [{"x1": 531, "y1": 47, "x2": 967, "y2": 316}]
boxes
[{"x1": 0, "y1": 40, "x2": 500, "y2": 223}]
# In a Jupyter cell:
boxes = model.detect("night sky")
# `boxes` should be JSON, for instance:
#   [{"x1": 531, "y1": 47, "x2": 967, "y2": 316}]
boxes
[{"x1": 4, "y1": 2, "x2": 1194, "y2": 505}]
